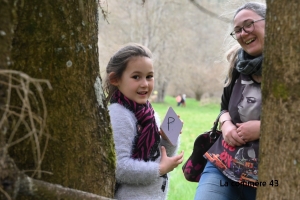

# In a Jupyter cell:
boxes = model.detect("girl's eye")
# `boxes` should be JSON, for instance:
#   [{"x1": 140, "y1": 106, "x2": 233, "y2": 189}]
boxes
[
  {"x1": 147, "y1": 75, "x2": 153, "y2": 79},
  {"x1": 132, "y1": 75, "x2": 140, "y2": 80}
]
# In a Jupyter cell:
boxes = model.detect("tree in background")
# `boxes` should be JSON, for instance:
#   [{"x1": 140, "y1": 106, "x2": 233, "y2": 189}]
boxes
[
  {"x1": 257, "y1": 0, "x2": 300, "y2": 199},
  {"x1": 99, "y1": 0, "x2": 184, "y2": 102},
  {"x1": 98, "y1": 0, "x2": 229, "y2": 103},
  {"x1": 1, "y1": 0, "x2": 115, "y2": 199}
]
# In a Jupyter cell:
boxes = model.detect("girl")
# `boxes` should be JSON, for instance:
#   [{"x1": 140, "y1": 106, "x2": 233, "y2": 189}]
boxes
[{"x1": 104, "y1": 43, "x2": 184, "y2": 200}]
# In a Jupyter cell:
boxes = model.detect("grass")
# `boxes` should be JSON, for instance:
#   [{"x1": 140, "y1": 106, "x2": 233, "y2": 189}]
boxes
[{"x1": 152, "y1": 96, "x2": 220, "y2": 200}]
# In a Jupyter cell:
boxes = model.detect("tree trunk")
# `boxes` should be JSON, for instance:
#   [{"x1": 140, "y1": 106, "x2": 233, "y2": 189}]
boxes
[
  {"x1": 6, "y1": 0, "x2": 115, "y2": 199},
  {"x1": 157, "y1": 80, "x2": 167, "y2": 103},
  {"x1": 195, "y1": 91, "x2": 202, "y2": 101},
  {"x1": 257, "y1": 1, "x2": 300, "y2": 199},
  {"x1": 0, "y1": 1, "x2": 18, "y2": 199}
]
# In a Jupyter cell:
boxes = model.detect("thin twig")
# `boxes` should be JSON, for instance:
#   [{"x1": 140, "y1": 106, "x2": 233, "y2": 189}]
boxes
[
  {"x1": 0, "y1": 187, "x2": 12, "y2": 200},
  {"x1": 0, "y1": 69, "x2": 52, "y2": 178},
  {"x1": 189, "y1": 0, "x2": 231, "y2": 23}
]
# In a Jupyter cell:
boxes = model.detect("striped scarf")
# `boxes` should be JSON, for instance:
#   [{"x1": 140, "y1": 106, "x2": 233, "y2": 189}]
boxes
[{"x1": 110, "y1": 90, "x2": 160, "y2": 162}]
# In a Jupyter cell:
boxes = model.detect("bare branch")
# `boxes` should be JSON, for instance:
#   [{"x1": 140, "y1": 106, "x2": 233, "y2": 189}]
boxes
[
  {"x1": 0, "y1": 150, "x2": 115, "y2": 200},
  {"x1": 0, "y1": 70, "x2": 52, "y2": 178},
  {"x1": 18, "y1": 174, "x2": 116, "y2": 200},
  {"x1": 189, "y1": 0, "x2": 231, "y2": 23},
  {"x1": 98, "y1": 0, "x2": 109, "y2": 23},
  {"x1": 0, "y1": 187, "x2": 12, "y2": 200}
]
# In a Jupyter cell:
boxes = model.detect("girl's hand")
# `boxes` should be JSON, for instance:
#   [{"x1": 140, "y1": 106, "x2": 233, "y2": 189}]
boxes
[
  {"x1": 159, "y1": 146, "x2": 184, "y2": 175},
  {"x1": 222, "y1": 121, "x2": 245, "y2": 147},
  {"x1": 236, "y1": 120, "x2": 260, "y2": 142}
]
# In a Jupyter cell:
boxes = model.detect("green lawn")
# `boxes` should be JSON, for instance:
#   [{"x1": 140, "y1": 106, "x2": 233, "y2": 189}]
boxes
[{"x1": 152, "y1": 96, "x2": 220, "y2": 200}]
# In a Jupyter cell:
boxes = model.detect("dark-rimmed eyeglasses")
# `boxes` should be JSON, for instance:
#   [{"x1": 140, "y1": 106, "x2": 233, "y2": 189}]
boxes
[{"x1": 230, "y1": 19, "x2": 265, "y2": 40}]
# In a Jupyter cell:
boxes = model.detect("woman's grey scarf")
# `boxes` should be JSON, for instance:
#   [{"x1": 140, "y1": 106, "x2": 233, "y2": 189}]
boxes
[{"x1": 235, "y1": 48, "x2": 263, "y2": 76}]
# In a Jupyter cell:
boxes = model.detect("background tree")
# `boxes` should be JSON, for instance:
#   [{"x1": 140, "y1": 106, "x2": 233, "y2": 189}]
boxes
[
  {"x1": 98, "y1": 0, "x2": 230, "y2": 103},
  {"x1": 1, "y1": 0, "x2": 115, "y2": 199},
  {"x1": 257, "y1": 0, "x2": 300, "y2": 199},
  {"x1": 99, "y1": 0, "x2": 186, "y2": 102}
]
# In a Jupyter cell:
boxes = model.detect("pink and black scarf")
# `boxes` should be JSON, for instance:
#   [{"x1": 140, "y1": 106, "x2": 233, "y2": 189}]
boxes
[{"x1": 110, "y1": 90, "x2": 160, "y2": 162}]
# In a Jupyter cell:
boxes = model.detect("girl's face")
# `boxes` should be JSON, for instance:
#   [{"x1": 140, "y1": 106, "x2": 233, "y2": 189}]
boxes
[
  {"x1": 116, "y1": 56, "x2": 154, "y2": 104},
  {"x1": 233, "y1": 9, "x2": 265, "y2": 57}
]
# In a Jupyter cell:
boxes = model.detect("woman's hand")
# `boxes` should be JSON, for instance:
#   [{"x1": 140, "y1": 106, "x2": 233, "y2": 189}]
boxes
[
  {"x1": 236, "y1": 120, "x2": 260, "y2": 142},
  {"x1": 222, "y1": 121, "x2": 246, "y2": 147},
  {"x1": 159, "y1": 146, "x2": 184, "y2": 175}
]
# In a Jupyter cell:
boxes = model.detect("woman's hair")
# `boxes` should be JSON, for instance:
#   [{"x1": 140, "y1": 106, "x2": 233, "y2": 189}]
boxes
[
  {"x1": 233, "y1": 2, "x2": 266, "y2": 20},
  {"x1": 224, "y1": 2, "x2": 266, "y2": 86},
  {"x1": 103, "y1": 43, "x2": 152, "y2": 101}
]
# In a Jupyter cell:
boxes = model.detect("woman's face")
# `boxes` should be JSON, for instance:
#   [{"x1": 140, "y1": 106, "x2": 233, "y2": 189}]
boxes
[{"x1": 233, "y1": 9, "x2": 265, "y2": 56}]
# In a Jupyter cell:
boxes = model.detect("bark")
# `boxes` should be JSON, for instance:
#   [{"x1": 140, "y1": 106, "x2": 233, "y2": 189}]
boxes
[
  {"x1": 4, "y1": 0, "x2": 115, "y2": 199},
  {"x1": 257, "y1": 1, "x2": 300, "y2": 199},
  {"x1": 0, "y1": 0, "x2": 14, "y2": 70},
  {"x1": 0, "y1": 1, "x2": 18, "y2": 199},
  {"x1": 0, "y1": 150, "x2": 19, "y2": 200},
  {"x1": 0, "y1": 0, "x2": 15, "y2": 141}
]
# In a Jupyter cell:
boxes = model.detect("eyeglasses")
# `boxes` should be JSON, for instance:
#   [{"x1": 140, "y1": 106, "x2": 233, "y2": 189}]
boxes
[{"x1": 230, "y1": 19, "x2": 265, "y2": 40}]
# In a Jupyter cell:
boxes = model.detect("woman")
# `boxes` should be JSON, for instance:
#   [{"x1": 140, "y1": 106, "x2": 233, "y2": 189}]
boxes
[{"x1": 194, "y1": 2, "x2": 265, "y2": 200}]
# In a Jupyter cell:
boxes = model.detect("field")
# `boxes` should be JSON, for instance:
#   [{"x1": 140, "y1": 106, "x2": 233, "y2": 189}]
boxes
[{"x1": 152, "y1": 96, "x2": 220, "y2": 200}]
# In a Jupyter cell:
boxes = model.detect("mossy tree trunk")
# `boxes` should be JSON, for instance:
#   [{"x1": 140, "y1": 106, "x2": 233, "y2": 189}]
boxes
[
  {"x1": 6, "y1": 0, "x2": 115, "y2": 199},
  {"x1": 0, "y1": 0, "x2": 14, "y2": 126},
  {"x1": 0, "y1": 0, "x2": 18, "y2": 199},
  {"x1": 257, "y1": 1, "x2": 300, "y2": 199}
]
